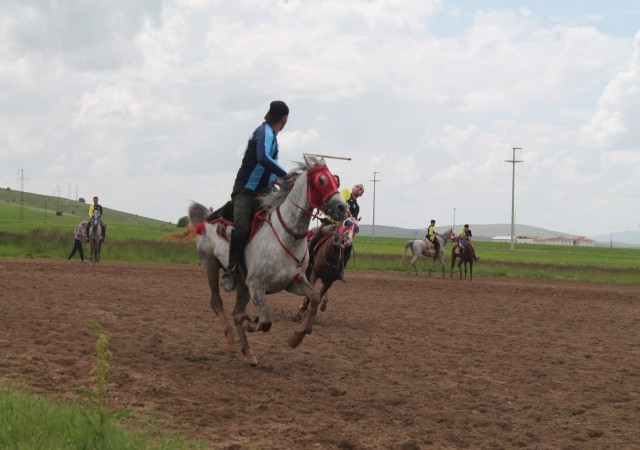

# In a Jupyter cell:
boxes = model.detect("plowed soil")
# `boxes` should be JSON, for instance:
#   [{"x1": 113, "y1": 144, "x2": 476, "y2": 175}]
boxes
[{"x1": 1, "y1": 259, "x2": 639, "y2": 449}]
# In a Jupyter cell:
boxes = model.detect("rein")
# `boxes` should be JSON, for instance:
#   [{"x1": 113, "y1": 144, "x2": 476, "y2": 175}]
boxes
[{"x1": 265, "y1": 214, "x2": 308, "y2": 282}]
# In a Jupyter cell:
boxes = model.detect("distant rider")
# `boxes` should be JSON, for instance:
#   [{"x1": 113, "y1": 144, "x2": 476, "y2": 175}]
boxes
[
  {"x1": 426, "y1": 219, "x2": 440, "y2": 254},
  {"x1": 87, "y1": 196, "x2": 107, "y2": 243}
]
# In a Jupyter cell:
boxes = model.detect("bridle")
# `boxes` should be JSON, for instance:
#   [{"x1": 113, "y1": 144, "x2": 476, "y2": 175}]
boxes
[{"x1": 267, "y1": 163, "x2": 341, "y2": 282}]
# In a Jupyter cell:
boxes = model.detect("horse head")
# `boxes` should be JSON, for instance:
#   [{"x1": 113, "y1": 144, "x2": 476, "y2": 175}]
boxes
[
  {"x1": 303, "y1": 155, "x2": 348, "y2": 221},
  {"x1": 445, "y1": 228, "x2": 455, "y2": 242},
  {"x1": 91, "y1": 209, "x2": 102, "y2": 228},
  {"x1": 335, "y1": 216, "x2": 359, "y2": 248},
  {"x1": 260, "y1": 155, "x2": 348, "y2": 222}
]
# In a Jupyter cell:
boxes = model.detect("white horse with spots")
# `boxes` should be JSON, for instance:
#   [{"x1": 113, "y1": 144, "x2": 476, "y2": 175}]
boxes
[
  {"x1": 400, "y1": 229, "x2": 455, "y2": 277},
  {"x1": 188, "y1": 155, "x2": 348, "y2": 366}
]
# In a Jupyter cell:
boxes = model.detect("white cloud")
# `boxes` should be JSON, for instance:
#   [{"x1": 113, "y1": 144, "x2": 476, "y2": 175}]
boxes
[
  {"x1": 1, "y1": 0, "x2": 639, "y2": 237},
  {"x1": 579, "y1": 32, "x2": 640, "y2": 151}
]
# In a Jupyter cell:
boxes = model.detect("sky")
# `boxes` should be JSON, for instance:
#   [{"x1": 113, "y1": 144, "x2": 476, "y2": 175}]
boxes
[{"x1": 1, "y1": 0, "x2": 639, "y2": 237}]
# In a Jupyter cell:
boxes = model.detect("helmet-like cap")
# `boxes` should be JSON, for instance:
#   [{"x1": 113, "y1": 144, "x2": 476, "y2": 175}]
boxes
[{"x1": 264, "y1": 100, "x2": 289, "y2": 123}]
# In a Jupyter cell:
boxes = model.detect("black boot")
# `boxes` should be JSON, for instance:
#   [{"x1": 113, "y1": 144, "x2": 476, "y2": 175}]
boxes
[{"x1": 221, "y1": 269, "x2": 237, "y2": 292}]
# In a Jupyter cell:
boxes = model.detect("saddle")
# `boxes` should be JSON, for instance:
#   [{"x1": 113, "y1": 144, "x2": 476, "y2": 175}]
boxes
[
  {"x1": 200, "y1": 199, "x2": 269, "y2": 243},
  {"x1": 423, "y1": 238, "x2": 436, "y2": 253},
  {"x1": 308, "y1": 224, "x2": 337, "y2": 254}
]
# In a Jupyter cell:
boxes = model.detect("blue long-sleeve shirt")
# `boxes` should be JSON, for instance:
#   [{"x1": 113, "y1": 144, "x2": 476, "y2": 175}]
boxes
[{"x1": 233, "y1": 122, "x2": 287, "y2": 192}]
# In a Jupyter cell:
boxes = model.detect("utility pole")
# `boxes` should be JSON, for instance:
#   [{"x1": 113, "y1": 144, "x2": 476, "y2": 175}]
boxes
[
  {"x1": 370, "y1": 171, "x2": 381, "y2": 236},
  {"x1": 609, "y1": 227, "x2": 616, "y2": 249},
  {"x1": 16, "y1": 169, "x2": 27, "y2": 221},
  {"x1": 453, "y1": 207, "x2": 456, "y2": 231},
  {"x1": 506, "y1": 148, "x2": 523, "y2": 251}
]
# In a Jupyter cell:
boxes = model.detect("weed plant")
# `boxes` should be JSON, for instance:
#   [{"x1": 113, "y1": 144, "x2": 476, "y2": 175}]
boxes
[{"x1": 0, "y1": 320, "x2": 208, "y2": 449}]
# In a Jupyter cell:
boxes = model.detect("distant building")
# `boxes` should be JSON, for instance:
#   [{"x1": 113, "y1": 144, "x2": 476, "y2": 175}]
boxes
[
  {"x1": 542, "y1": 236, "x2": 574, "y2": 246},
  {"x1": 491, "y1": 235, "x2": 535, "y2": 244},
  {"x1": 571, "y1": 236, "x2": 596, "y2": 247},
  {"x1": 492, "y1": 235, "x2": 595, "y2": 247}
]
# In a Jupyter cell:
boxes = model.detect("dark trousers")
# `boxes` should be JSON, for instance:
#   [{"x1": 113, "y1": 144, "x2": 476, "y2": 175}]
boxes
[
  {"x1": 227, "y1": 188, "x2": 257, "y2": 272},
  {"x1": 68, "y1": 239, "x2": 85, "y2": 261}
]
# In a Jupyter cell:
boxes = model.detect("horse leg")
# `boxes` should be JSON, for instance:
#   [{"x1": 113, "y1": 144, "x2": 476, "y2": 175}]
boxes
[
  {"x1": 450, "y1": 254, "x2": 456, "y2": 278},
  {"x1": 246, "y1": 283, "x2": 272, "y2": 333},
  {"x1": 469, "y1": 260, "x2": 473, "y2": 281},
  {"x1": 286, "y1": 281, "x2": 322, "y2": 348},
  {"x1": 410, "y1": 253, "x2": 419, "y2": 275},
  {"x1": 458, "y1": 260, "x2": 463, "y2": 279},
  {"x1": 203, "y1": 258, "x2": 235, "y2": 351},
  {"x1": 319, "y1": 279, "x2": 334, "y2": 312},
  {"x1": 232, "y1": 283, "x2": 257, "y2": 366},
  {"x1": 294, "y1": 272, "x2": 317, "y2": 322},
  {"x1": 439, "y1": 254, "x2": 445, "y2": 278}
]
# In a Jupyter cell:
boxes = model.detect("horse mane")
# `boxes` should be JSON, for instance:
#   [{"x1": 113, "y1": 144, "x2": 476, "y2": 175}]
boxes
[{"x1": 259, "y1": 160, "x2": 309, "y2": 213}]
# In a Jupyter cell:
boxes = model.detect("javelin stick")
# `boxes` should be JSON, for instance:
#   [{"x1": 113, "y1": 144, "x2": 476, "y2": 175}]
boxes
[{"x1": 303, "y1": 152, "x2": 352, "y2": 161}]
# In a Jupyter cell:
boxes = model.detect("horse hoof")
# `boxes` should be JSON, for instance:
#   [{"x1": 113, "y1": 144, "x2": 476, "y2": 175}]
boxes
[
  {"x1": 292, "y1": 312, "x2": 305, "y2": 323},
  {"x1": 288, "y1": 331, "x2": 304, "y2": 348},
  {"x1": 257, "y1": 321, "x2": 272, "y2": 333}
]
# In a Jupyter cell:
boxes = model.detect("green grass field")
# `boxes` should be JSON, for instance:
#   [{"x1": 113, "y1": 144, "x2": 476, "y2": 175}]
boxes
[{"x1": 1, "y1": 189, "x2": 639, "y2": 283}]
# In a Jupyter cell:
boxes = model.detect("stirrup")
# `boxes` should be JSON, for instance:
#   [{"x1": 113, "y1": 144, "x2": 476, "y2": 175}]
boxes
[{"x1": 221, "y1": 270, "x2": 237, "y2": 292}]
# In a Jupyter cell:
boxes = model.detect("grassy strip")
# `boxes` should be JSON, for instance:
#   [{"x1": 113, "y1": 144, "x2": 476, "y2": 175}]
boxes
[
  {"x1": 1, "y1": 228, "x2": 639, "y2": 284},
  {"x1": 0, "y1": 383, "x2": 207, "y2": 449},
  {"x1": 0, "y1": 320, "x2": 208, "y2": 449}
]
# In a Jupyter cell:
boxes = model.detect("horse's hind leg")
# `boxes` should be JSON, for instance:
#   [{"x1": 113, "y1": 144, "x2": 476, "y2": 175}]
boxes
[
  {"x1": 203, "y1": 259, "x2": 235, "y2": 351},
  {"x1": 411, "y1": 254, "x2": 419, "y2": 275}
]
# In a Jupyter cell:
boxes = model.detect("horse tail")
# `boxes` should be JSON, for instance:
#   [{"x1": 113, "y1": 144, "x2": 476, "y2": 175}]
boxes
[
  {"x1": 164, "y1": 220, "x2": 196, "y2": 241},
  {"x1": 189, "y1": 201, "x2": 208, "y2": 224},
  {"x1": 400, "y1": 240, "x2": 412, "y2": 264}
]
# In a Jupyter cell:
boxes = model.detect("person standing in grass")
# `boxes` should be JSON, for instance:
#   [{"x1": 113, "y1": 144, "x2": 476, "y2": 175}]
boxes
[{"x1": 67, "y1": 221, "x2": 87, "y2": 262}]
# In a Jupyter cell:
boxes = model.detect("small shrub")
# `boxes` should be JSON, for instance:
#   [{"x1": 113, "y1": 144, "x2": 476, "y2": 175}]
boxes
[
  {"x1": 55, "y1": 210, "x2": 62, "y2": 216},
  {"x1": 177, "y1": 216, "x2": 189, "y2": 227}
]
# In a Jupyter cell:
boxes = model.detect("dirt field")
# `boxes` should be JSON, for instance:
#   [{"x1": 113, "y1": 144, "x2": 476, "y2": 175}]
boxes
[{"x1": 1, "y1": 259, "x2": 639, "y2": 449}]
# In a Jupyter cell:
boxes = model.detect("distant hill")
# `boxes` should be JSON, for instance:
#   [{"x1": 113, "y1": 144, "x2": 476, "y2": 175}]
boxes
[
  {"x1": 357, "y1": 223, "x2": 575, "y2": 240},
  {"x1": 357, "y1": 223, "x2": 640, "y2": 248},
  {"x1": 3, "y1": 187, "x2": 639, "y2": 247},
  {"x1": 0, "y1": 187, "x2": 173, "y2": 226}
]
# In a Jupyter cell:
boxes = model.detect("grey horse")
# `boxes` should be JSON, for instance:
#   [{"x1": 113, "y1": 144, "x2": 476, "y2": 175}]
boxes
[{"x1": 400, "y1": 229, "x2": 455, "y2": 277}]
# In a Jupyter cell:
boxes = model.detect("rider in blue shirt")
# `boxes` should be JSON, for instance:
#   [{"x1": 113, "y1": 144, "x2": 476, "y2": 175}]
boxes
[{"x1": 221, "y1": 101, "x2": 289, "y2": 292}]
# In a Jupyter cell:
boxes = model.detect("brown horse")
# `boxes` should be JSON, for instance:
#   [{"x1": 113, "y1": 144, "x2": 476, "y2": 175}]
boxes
[
  {"x1": 295, "y1": 216, "x2": 359, "y2": 321},
  {"x1": 450, "y1": 241, "x2": 476, "y2": 280}
]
